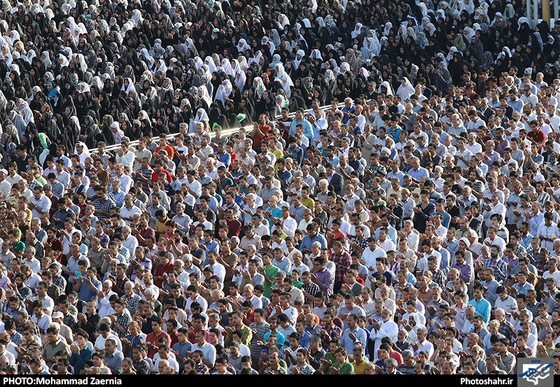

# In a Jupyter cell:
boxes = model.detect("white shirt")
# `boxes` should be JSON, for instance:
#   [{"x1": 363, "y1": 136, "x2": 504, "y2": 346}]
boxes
[
  {"x1": 205, "y1": 262, "x2": 226, "y2": 284},
  {"x1": 282, "y1": 216, "x2": 298, "y2": 237},
  {"x1": 191, "y1": 341, "x2": 216, "y2": 366},
  {"x1": 361, "y1": 246, "x2": 386, "y2": 269},
  {"x1": 119, "y1": 205, "x2": 142, "y2": 224},
  {"x1": 116, "y1": 150, "x2": 135, "y2": 170},
  {"x1": 29, "y1": 194, "x2": 51, "y2": 219},
  {"x1": 94, "y1": 333, "x2": 122, "y2": 352},
  {"x1": 369, "y1": 319, "x2": 398, "y2": 359},
  {"x1": 122, "y1": 235, "x2": 139, "y2": 257}
]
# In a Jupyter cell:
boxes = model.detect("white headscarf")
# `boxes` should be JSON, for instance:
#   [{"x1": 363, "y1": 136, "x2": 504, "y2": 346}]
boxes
[
  {"x1": 378, "y1": 81, "x2": 394, "y2": 96},
  {"x1": 220, "y1": 58, "x2": 235, "y2": 78},
  {"x1": 351, "y1": 23, "x2": 363, "y2": 39},
  {"x1": 397, "y1": 77, "x2": 416, "y2": 102},
  {"x1": 274, "y1": 63, "x2": 294, "y2": 98},
  {"x1": 74, "y1": 141, "x2": 91, "y2": 164},
  {"x1": 294, "y1": 49, "x2": 305, "y2": 70},
  {"x1": 215, "y1": 79, "x2": 233, "y2": 107},
  {"x1": 253, "y1": 77, "x2": 266, "y2": 100},
  {"x1": 205, "y1": 56, "x2": 217, "y2": 74}
]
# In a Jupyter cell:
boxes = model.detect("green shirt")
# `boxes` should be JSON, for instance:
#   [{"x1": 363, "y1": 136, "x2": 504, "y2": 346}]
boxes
[
  {"x1": 224, "y1": 323, "x2": 253, "y2": 347},
  {"x1": 329, "y1": 360, "x2": 354, "y2": 375},
  {"x1": 263, "y1": 264, "x2": 280, "y2": 299},
  {"x1": 12, "y1": 240, "x2": 25, "y2": 253}
]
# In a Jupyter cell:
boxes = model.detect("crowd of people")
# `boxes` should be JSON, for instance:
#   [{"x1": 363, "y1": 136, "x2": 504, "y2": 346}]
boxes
[{"x1": 0, "y1": 0, "x2": 560, "y2": 377}]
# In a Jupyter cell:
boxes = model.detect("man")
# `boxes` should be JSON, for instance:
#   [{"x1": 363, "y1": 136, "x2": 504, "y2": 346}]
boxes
[
  {"x1": 145, "y1": 316, "x2": 171, "y2": 359},
  {"x1": 153, "y1": 343, "x2": 180, "y2": 373},
  {"x1": 224, "y1": 310, "x2": 253, "y2": 348},
  {"x1": 322, "y1": 347, "x2": 354, "y2": 375},
  {"x1": 340, "y1": 313, "x2": 368, "y2": 354},
  {"x1": 191, "y1": 331, "x2": 216, "y2": 369},
  {"x1": 408, "y1": 323, "x2": 432, "y2": 361},
  {"x1": 329, "y1": 240, "x2": 351, "y2": 294},
  {"x1": 492, "y1": 337, "x2": 517, "y2": 374},
  {"x1": 469, "y1": 284, "x2": 492, "y2": 324},
  {"x1": 28, "y1": 186, "x2": 51, "y2": 220},
  {"x1": 104, "y1": 338, "x2": 125, "y2": 374},
  {"x1": 369, "y1": 307, "x2": 398, "y2": 361},
  {"x1": 91, "y1": 185, "x2": 116, "y2": 221},
  {"x1": 42, "y1": 326, "x2": 70, "y2": 368}
]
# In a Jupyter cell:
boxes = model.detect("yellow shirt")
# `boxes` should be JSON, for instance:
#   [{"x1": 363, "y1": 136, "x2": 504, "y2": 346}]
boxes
[
  {"x1": 301, "y1": 197, "x2": 315, "y2": 209},
  {"x1": 351, "y1": 358, "x2": 369, "y2": 374},
  {"x1": 155, "y1": 217, "x2": 169, "y2": 236}
]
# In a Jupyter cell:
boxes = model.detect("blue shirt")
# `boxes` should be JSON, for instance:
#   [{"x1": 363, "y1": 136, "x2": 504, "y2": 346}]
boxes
[
  {"x1": 263, "y1": 331, "x2": 286, "y2": 347},
  {"x1": 431, "y1": 210, "x2": 451, "y2": 229},
  {"x1": 273, "y1": 258, "x2": 292, "y2": 275},
  {"x1": 289, "y1": 119, "x2": 314, "y2": 140},
  {"x1": 513, "y1": 281, "x2": 534, "y2": 296},
  {"x1": 386, "y1": 170, "x2": 405, "y2": 186},
  {"x1": 341, "y1": 106, "x2": 355, "y2": 125},
  {"x1": 109, "y1": 190, "x2": 125, "y2": 208},
  {"x1": 266, "y1": 207, "x2": 283, "y2": 229},
  {"x1": 123, "y1": 332, "x2": 147, "y2": 358},
  {"x1": 387, "y1": 126, "x2": 402, "y2": 141},
  {"x1": 287, "y1": 144, "x2": 304, "y2": 165},
  {"x1": 79, "y1": 277, "x2": 102, "y2": 302},
  {"x1": 172, "y1": 340, "x2": 192, "y2": 372},
  {"x1": 300, "y1": 234, "x2": 328, "y2": 251},
  {"x1": 290, "y1": 203, "x2": 306, "y2": 223},
  {"x1": 217, "y1": 151, "x2": 232, "y2": 168},
  {"x1": 407, "y1": 166, "x2": 429, "y2": 182},
  {"x1": 341, "y1": 326, "x2": 367, "y2": 353},
  {"x1": 468, "y1": 297, "x2": 492, "y2": 324},
  {"x1": 375, "y1": 226, "x2": 398, "y2": 245},
  {"x1": 299, "y1": 330, "x2": 311, "y2": 349}
]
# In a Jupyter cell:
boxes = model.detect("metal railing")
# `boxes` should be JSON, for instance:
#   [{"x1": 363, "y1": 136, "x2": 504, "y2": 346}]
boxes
[{"x1": 91, "y1": 101, "x2": 345, "y2": 156}]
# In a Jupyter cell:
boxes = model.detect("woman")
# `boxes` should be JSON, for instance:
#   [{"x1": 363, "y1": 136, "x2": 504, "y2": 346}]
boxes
[{"x1": 396, "y1": 77, "x2": 416, "y2": 103}]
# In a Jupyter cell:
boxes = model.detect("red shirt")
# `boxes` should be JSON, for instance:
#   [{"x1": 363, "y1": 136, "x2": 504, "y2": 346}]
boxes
[
  {"x1": 155, "y1": 145, "x2": 174, "y2": 159},
  {"x1": 139, "y1": 226, "x2": 156, "y2": 246},
  {"x1": 154, "y1": 261, "x2": 174, "y2": 287},
  {"x1": 151, "y1": 168, "x2": 173, "y2": 183},
  {"x1": 146, "y1": 329, "x2": 171, "y2": 358},
  {"x1": 527, "y1": 128, "x2": 546, "y2": 150},
  {"x1": 227, "y1": 219, "x2": 242, "y2": 237},
  {"x1": 253, "y1": 123, "x2": 271, "y2": 148}
]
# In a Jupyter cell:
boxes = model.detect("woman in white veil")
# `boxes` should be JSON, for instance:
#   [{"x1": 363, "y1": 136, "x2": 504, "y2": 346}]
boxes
[
  {"x1": 253, "y1": 77, "x2": 266, "y2": 101},
  {"x1": 73, "y1": 141, "x2": 91, "y2": 164},
  {"x1": 378, "y1": 80, "x2": 394, "y2": 96},
  {"x1": 396, "y1": 77, "x2": 416, "y2": 103},
  {"x1": 121, "y1": 77, "x2": 135, "y2": 94},
  {"x1": 189, "y1": 107, "x2": 209, "y2": 133},
  {"x1": 220, "y1": 58, "x2": 235, "y2": 78},
  {"x1": 234, "y1": 70, "x2": 246, "y2": 93},
  {"x1": 293, "y1": 49, "x2": 305, "y2": 71},
  {"x1": 205, "y1": 56, "x2": 217, "y2": 75},
  {"x1": 362, "y1": 30, "x2": 381, "y2": 60},
  {"x1": 200, "y1": 72, "x2": 213, "y2": 100},
  {"x1": 214, "y1": 78, "x2": 232, "y2": 107},
  {"x1": 198, "y1": 85, "x2": 212, "y2": 107},
  {"x1": 275, "y1": 94, "x2": 287, "y2": 116},
  {"x1": 18, "y1": 99, "x2": 34, "y2": 126},
  {"x1": 351, "y1": 23, "x2": 363, "y2": 39},
  {"x1": 274, "y1": 63, "x2": 294, "y2": 98}
]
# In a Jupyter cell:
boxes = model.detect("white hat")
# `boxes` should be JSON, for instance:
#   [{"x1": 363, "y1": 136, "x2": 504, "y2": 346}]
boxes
[{"x1": 52, "y1": 312, "x2": 64, "y2": 319}]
